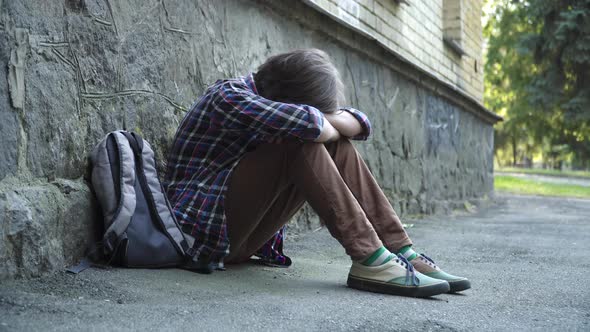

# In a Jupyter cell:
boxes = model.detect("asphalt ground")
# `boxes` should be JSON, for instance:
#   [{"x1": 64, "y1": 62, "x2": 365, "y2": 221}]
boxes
[{"x1": 1, "y1": 194, "x2": 589, "y2": 331}]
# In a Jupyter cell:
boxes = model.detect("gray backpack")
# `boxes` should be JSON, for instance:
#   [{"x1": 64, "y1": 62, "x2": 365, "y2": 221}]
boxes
[{"x1": 89, "y1": 130, "x2": 192, "y2": 268}]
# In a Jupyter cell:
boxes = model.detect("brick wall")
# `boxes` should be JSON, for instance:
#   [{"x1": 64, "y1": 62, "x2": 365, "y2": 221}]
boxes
[{"x1": 303, "y1": 0, "x2": 484, "y2": 102}]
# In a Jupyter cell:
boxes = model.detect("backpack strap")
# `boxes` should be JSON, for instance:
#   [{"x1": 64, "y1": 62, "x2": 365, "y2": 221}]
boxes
[
  {"x1": 121, "y1": 131, "x2": 190, "y2": 256},
  {"x1": 102, "y1": 131, "x2": 138, "y2": 252}
]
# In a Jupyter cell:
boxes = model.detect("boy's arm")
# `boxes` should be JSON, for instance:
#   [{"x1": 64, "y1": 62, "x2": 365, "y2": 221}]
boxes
[
  {"x1": 323, "y1": 107, "x2": 372, "y2": 140},
  {"x1": 313, "y1": 118, "x2": 341, "y2": 143},
  {"x1": 323, "y1": 111, "x2": 363, "y2": 138},
  {"x1": 213, "y1": 81, "x2": 324, "y2": 141}
]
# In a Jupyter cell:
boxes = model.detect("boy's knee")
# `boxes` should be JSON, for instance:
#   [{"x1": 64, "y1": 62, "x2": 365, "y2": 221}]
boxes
[
  {"x1": 296, "y1": 138, "x2": 356, "y2": 159},
  {"x1": 299, "y1": 141, "x2": 328, "y2": 154},
  {"x1": 325, "y1": 137, "x2": 356, "y2": 155}
]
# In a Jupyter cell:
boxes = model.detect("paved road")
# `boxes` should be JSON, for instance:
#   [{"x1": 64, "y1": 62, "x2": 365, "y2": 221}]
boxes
[{"x1": 1, "y1": 194, "x2": 589, "y2": 331}]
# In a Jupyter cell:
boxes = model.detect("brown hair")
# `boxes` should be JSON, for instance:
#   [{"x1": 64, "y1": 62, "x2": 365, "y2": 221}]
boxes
[{"x1": 254, "y1": 49, "x2": 345, "y2": 113}]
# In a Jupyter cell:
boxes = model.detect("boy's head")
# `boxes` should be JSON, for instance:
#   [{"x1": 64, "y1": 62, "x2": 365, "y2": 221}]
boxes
[{"x1": 254, "y1": 49, "x2": 344, "y2": 114}]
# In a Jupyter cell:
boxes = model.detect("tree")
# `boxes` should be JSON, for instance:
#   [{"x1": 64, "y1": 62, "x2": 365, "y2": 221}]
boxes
[
  {"x1": 484, "y1": 0, "x2": 590, "y2": 169},
  {"x1": 525, "y1": 0, "x2": 590, "y2": 168}
]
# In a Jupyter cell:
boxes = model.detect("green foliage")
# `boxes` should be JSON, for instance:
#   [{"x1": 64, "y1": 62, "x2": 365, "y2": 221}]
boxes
[
  {"x1": 484, "y1": 0, "x2": 590, "y2": 169},
  {"x1": 525, "y1": 0, "x2": 590, "y2": 123}
]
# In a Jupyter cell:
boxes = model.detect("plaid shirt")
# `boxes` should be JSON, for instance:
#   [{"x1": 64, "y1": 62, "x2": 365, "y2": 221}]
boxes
[{"x1": 164, "y1": 73, "x2": 372, "y2": 265}]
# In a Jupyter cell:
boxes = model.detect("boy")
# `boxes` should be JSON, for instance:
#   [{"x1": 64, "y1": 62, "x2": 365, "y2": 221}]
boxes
[{"x1": 164, "y1": 49, "x2": 470, "y2": 297}]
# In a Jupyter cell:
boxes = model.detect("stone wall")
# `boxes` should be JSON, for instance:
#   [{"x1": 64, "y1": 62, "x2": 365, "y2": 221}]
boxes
[{"x1": 0, "y1": 0, "x2": 498, "y2": 279}]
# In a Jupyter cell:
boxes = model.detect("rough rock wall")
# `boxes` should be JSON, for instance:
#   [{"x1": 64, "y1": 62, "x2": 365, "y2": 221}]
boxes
[{"x1": 0, "y1": 0, "x2": 494, "y2": 279}]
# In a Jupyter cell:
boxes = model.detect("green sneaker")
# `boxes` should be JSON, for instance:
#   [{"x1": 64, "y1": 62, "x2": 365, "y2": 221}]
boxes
[
  {"x1": 410, "y1": 254, "x2": 471, "y2": 293},
  {"x1": 347, "y1": 254, "x2": 450, "y2": 298}
]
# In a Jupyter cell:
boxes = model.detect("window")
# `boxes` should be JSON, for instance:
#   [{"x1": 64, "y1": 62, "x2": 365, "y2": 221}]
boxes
[{"x1": 443, "y1": 0, "x2": 466, "y2": 56}]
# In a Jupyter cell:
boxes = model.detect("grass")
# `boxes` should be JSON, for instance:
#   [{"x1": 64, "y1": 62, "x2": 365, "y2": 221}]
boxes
[
  {"x1": 496, "y1": 167, "x2": 590, "y2": 179},
  {"x1": 495, "y1": 175, "x2": 590, "y2": 199}
]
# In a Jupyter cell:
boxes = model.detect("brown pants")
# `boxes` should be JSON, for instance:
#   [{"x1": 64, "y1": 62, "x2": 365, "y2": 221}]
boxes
[{"x1": 225, "y1": 138, "x2": 412, "y2": 263}]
